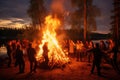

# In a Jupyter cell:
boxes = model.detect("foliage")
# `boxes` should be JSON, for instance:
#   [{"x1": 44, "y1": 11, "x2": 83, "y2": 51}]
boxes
[
  {"x1": 27, "y1": 0, "x2": 47, "y2": 27},
  {"x1": 19, "y1": 26, "x2": 42, "y2": 42},
  {"x1": 70, "y1": 0, "x2": 101, "y2": 31}
]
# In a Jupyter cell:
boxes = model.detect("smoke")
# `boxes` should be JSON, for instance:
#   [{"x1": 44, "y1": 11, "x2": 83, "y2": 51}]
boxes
[
  {"x1": 50, "y1": 0, "x2": 69, "y2": 39},
  {"x1": 51, "y1": 0, "x2": 66, "y2": 14}
]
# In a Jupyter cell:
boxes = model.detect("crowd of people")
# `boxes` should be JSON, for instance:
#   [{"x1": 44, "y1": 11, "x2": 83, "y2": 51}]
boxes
[
  {"x1": 6, "y1": 40, "x2": 37, "y2": 74},
  {"x1": 1, "y1": 39, "x2": 120, "y2": 76},
  {"x1": 62, "y1": 39, "x2": 120, "y2": 76}
]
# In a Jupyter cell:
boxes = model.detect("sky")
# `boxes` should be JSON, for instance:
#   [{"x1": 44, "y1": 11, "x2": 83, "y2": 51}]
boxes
[{"x1": 0, "y1": 0, "x2": 113, "y2": 33}]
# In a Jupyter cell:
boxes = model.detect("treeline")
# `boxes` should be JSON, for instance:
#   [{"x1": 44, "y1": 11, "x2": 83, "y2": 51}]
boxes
[
  {"x1": 57, "y1": 29, "x2": 111, "y2": 41},
  {"x1": 0, "y1": 28, "x2": 111, "y2": 43},
  {"x1": 0, "y1": 28, "x2": 23, "y2": 43}
]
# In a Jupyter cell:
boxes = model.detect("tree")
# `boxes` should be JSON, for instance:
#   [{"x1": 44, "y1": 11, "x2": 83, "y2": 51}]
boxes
[
  {"x1": 27, "y1": 0, "x2": 46, "y2": 27},
  {"x1": 70, "y1": 0, "x2": 101, "y2": 31},
  {"x1": 19, "y1": 26, "x2": 42, "y2": 41}
]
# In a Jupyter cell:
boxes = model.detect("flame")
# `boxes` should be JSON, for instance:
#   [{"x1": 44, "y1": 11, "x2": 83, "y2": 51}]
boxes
[{"x1": 36, "y1": 15, "x2": 69, "y2": 67}]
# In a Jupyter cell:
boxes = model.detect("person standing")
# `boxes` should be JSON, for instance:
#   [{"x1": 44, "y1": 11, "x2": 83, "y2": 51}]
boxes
[
  {"x1": 15, "y1": 45, "x2": 25, "y2": 73},
  {"x1": 88, "y1": 43, "x2": 103, "y2": 76},
  {"x1": 43, "y1": 42, "x2": 49, "y2": 67},
  {"x1": 87, "y1": 41, "x2": 94, "y2": 63},
  {"x1": 27, "y1": 43, "x2": 37, "y2": 73},
  {"x1": 99, "y1": 40, "x2": 107, "y2": 51},
  {"x1": 69, "y1": 40, "x2": 75, "y2": 57},
  {"x1": 107, "y1": 40, "x2": 120, "y2": 74},
  {"x1": 6, "y1": 41, "x2": 12, "y2": 67},
  {"x1": 76, "y1": 40, "x2": 80, "y2": 61}
]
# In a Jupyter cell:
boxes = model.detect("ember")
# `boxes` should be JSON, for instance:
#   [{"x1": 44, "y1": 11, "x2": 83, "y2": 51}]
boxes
[{"x1": 36, "y1": 15, "x2": 69, "y2": 68}]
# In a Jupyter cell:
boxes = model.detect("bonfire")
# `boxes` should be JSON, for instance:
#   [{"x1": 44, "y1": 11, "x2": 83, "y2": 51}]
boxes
[{"x1": 36, "y1": 15, "x2": 70, "y2": 68}]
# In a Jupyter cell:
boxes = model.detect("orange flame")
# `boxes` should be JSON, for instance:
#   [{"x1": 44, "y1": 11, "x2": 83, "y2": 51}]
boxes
[{"x1": 36, "y1": 15, "x2": 69, "y2": 67}]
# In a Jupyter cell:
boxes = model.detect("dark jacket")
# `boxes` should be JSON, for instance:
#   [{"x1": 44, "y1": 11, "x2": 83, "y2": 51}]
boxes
[
  {"x1": 27, "y1": 47, "x2": 36, "y2": 62},
  {"x1": 15, "y1": 49, "x2": 24, "y2": 63}
]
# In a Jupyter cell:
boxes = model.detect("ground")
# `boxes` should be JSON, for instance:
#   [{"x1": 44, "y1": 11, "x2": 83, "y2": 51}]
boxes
[{"x1": 0, "y1": 56, "x2": 120, "y2": 80}]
